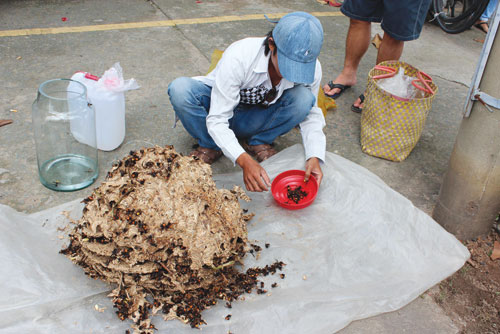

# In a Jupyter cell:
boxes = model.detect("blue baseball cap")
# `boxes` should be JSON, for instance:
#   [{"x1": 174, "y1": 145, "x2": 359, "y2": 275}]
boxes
[{"x1": 272, "y1": 12, "x2": 324, "y2": 84}]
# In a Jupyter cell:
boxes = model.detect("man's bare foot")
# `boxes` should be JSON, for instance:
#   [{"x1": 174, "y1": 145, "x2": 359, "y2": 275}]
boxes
[{"x1": 323, "y1": 72, "x2": 356, "y2": 98}]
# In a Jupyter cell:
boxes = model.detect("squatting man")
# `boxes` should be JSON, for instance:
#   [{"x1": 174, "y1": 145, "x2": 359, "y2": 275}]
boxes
[{"x1": 168, "y1": 12, "x2": 326, "y2": 192}]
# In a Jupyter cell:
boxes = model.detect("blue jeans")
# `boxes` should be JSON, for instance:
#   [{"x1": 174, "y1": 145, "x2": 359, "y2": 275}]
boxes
[
  {"x1": 167, "y1": 77, "x2": 315, "y2": 150},
  {"x1": 481, "y1": 0, "x2": 498, "y2": 21}
]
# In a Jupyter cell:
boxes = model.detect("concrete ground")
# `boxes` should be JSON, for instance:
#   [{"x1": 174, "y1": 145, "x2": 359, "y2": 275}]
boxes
[{"x1": 0, "y1": 0, "x2": 486, "y2": 332}]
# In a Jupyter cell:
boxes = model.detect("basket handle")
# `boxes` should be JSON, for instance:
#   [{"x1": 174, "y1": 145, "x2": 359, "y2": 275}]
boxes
[
  {"x1": 372, "y1": 65, "x2": 397, "y2": 79},
  {"x1": 412, "y1": 71, "x2": 434, "y2": 95}
]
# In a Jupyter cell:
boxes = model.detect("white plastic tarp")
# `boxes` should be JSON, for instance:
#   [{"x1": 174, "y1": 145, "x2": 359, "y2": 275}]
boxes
[{"x1": 0, "y1": 144, "x2": 469, "y2": 333}]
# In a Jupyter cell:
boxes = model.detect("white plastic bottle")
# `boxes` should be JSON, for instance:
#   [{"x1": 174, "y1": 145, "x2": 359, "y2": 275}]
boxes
[
  {"x1": 69, "y1": 72, "x2": 126, "y2": 151},
  {"x1": 90, "y1": 83, "x2": 126, "y2": 151}
]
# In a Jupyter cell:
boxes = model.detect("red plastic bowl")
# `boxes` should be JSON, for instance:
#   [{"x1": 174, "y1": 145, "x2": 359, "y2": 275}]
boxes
[{"x1": 271, "y1": 170, "x2": 318, "y2": 210}]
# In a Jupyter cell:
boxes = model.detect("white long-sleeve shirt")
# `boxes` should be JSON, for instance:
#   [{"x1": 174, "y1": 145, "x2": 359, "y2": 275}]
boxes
[{"x1": 193, "y1": 37, "x2": 326, "y2": 164}]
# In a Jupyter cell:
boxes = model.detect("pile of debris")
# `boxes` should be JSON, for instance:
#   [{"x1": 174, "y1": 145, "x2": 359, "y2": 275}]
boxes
[{"x1": 61, "y1": 146, "x2": 284, "y2": 333}]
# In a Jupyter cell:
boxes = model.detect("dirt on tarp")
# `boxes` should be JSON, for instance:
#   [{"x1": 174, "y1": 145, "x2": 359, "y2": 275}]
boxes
[{"x1": 431, "y1": 216, "x2": 500, "y2": 334}]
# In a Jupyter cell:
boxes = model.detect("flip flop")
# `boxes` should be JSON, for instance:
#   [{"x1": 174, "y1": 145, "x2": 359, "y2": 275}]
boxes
[
  {"x1": 324, "y1": 81, "x2": 351, "y2": 99},
  {"x1": 474, "y1": 20, "x2": 489, "y2": 33},
  {"x1": 326, "y1": 0, "x2": 343, "y2": 7},
  {"x1": 351, "y1": 94, "x2": 365, "y2": 113}
]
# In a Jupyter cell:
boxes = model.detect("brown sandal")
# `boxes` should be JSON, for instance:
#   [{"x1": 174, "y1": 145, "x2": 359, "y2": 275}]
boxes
[
  {"x1": 242, "y1": 142, "x2": 277, "y2": 162},
  {"x1": 190, "y1": 146, "x2": 223, "y2": 164}
]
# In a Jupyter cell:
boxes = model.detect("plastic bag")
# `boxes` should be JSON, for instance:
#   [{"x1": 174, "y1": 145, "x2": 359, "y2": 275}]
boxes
[
  {"x1": 96, "y1": 62, "x2": 139, "y2": 93},
  {"x1": 377, "y1": 67, "x2": 418, "y2": 99}
]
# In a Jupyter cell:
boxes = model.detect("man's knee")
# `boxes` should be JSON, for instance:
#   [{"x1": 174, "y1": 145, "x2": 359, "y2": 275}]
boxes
[
  {"x1": 288, "y1": 86, "x2": 315, "y2": 120},
  {"x1": 295, "y1": 86, "x2": 315, "y2": 106},
  {"x1": 167, "y1": 77, "x2": 192, "y2": 105}
]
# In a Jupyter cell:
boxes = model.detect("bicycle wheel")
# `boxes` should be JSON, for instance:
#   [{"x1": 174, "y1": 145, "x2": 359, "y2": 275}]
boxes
[{"x1": 433, "y1": 0, "x2": 489, "y2": 33}]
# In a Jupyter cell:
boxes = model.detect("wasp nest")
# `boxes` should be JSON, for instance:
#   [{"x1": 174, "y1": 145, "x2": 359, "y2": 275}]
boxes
[{"x1": 60, "y1": 146, "x2": 286, "y2": 334}]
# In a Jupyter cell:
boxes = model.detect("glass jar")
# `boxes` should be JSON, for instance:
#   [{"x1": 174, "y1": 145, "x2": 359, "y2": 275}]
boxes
[{"x1": 32, "y1": 79, "x2": 98, "y2": 191}]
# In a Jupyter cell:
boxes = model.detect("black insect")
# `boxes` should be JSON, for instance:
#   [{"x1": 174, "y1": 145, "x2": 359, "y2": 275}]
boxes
[
  {"x1": 124, "y1": 158, "x2": 135, "y2": 167},
  {"x1": 82, "y1": 195, "x2": 93, "y2": 204},
  {"x1": 160, "y1": 222, "x2": 172, "y2": 231},
  {"x1": 286, "y1": 185, "x2": 308, "y2": 204},
  {"x1": 251, "y1": 244, "x2": 262, "y2": 252}
]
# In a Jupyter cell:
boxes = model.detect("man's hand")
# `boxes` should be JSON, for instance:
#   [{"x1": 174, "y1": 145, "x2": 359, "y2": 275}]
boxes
[
  {"x1": 304, "y1": 157, "x2": 323, "y2": 185},
  {"x1": 236, "y1": 153, "x2": 271, "y2": 192}
]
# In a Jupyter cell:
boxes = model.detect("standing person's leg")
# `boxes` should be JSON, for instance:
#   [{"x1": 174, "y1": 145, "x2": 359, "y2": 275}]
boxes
[
  {"x1": 230, "y1": 85, "x2": 315, "y2": 161},
  {"x1": 323, "y1": 0, "x2": 384, "y2": 98},
  {"x1": 351, "y1": 0, "x2": 431, "y2": 112},
  {"x1": 483, "y1": 0, "x2": 499, "y2": 20},
  {"x1": 376, "y1": 33, "x2": 404, "y2": 64},
  {"x1": 351, "y1": 33, "x2": 404, "y2": 112},
  {"x1": 168, "y1": 77, "x2": 223, "y2": 163},
  {"x1": 476, "y1": 0, "x2": 498, "y2": 33},
  {"x1": 323, "y1": 18, "x2": 371, "y2": 98},
  {"x1": 350, "y1": 32, "x2": 404, "y2": 110}
]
